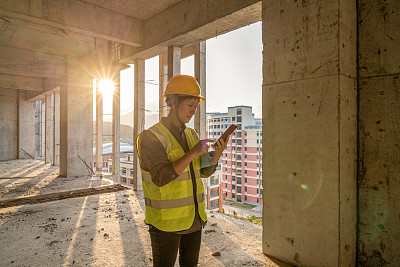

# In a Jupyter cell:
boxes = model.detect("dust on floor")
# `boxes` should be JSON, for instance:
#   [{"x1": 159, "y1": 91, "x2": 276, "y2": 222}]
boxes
[{"x1": 0, "y1": 159, "x2": 283, "y2": 267}]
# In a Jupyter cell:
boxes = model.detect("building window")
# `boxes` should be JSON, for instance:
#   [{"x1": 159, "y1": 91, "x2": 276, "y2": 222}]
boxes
[
  {"x1": 122, "y1": 177, "x2": 126, "y2": 184},
  {"x1": 232, "y1": 117, "x2": 236, "y2": 122},
  {"x1": 232, "y1": 185, "x2": 235, "y2": 190},
  {"x1": 130, "y1": 169, "x2": 134, "y2": 177},
  {"x1": 237, "y1": 109, "x2": 242, "y2": 115},
  {"x1": 122, "y1": 167, "x2": 127, "y2": 175},
  {"x1": 237, "y1": 116, "x2": 242, "y2": 123},
  {"x1": 237, "y1": 124, "x2": 241, "y2": 130},
  {"x1": 245, "y1": 178, "x2": 247, "y2": 184},
  {"x1": 245, "y1": 196, "x2": 247, "y2": 201},
  {"x1": 237, "y1": 132, "x2": 241, "y2": 138},
  {"x1": 237, "y1": 140, "x2": 241, "y2": 145}
]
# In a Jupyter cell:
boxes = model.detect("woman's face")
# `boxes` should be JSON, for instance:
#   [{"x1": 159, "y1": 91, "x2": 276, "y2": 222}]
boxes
[{"x1": 177, "y1": 97, "x2": 199, "y2": 124}]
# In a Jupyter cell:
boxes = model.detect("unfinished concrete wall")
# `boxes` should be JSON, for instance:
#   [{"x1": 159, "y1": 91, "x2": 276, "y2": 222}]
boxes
[
  {"x1": 262, "y1": 0, "x2": 357, "y2": 266},
  {"x1": 0, "y1": 88, "x2": 18, "y2": 160},
  {"x1": 358, "y1": 0, "x2": 400, "y2": 265},
  {"x1": 59, "y1": 57, "x2": 93, "y2": 177},
  {"x1": 18, "y1": 91, "x2": 35, "y2": 159}
]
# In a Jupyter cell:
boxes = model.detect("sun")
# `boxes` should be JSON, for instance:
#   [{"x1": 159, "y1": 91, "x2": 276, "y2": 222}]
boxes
[{"x1": 98, "y1": 79, "x2": 115, "y2": 95}]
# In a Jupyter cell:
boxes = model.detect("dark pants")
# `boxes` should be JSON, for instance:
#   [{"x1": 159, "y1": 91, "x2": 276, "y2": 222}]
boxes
[{"x1": 149, "y1": 228, "x2": 202, "y2": 267}]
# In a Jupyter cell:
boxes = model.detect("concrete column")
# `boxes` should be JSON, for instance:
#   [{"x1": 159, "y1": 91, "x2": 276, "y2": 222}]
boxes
[
  {"x1": 194, "y1": 41, "x2": 207, "y2": 139},
  {"x1": 18, "y1": 91, "x2": 35, "y2": 159},
  {"x1": 159, "y1": 53, "x2": 168, "y2": 120},
  {"x1": 53, "y1": 92, "x2": 60, "y2": 165},
  {"x1": 358, "y1": 1, "x2": 400, "y2": 265},
  {"x1": 60, "y1": 56, "x2": 93, "y2": 177},
  {"x1": 45, "y1": 94, "x2": 52, "y2": 163},
  {"x1": 95, "y1": 80, "x2": 103, "y2": 172},
  {"x1": 168, "y1": 46, "x2": 181, "y2": 79},
  {"x1": 133, "y1": 58, "x2": 145, "y2": 190},
  {"x1": 112, "y1": 70, "x2": 121, "y2": 183},
  {"x1": 262, "y1": 1, "x2": 357, "y2": 266},
  {"x1": 41, "y1": 99, "x2": 45, "y2": 159}
]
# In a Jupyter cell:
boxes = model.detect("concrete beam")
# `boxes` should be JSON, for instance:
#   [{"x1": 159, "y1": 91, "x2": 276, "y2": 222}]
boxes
[
  {"x1": 41, "y1": 100, "x2": 45, "y2": 159},
  {"x1": 53, "y1": 92, "x2": 60, "y2": 165},
  {"x1": 194, "y1": 42, "x2": 207, "y2": 139},
  {"x1": 18, "y1": 91, "x2": 35, "y2": 159},
  {"x1": 358, "y1": 0, "x2": 400, "y2": 265},
  {"x1": 261, "y1": 0, "x2": 357, "y2": 266},
  {"x1": 26, "y1": 77, "x2": 63, "y2": 101},
  {"x1": 95, "y1": 80, "x2": 103, "y2": 172},
  {"x1": 159, "y1": 53, "x2": 168, "y2": 120},
  {"x1": 59, "y1": 56, "x2": 93, "y2": 177},
  {"x1": 112, "y1": 70, "x2": 120, "y2": 183},
  {"x1": 0, "y1": 46, "x2": 65, "y2": 78},
  {"x1": 121, "y1": 0, "x2": 261, "y2": 60},
  {"x1": 0, "y1": 0, "x2": 143, "y2": 47},
  {"x1": 133, "y1": 59, "x2": 145, "y2": 191},
  {"x1": 44, "y1": 94, "x2": 52, "y2": 163},
  {"x1": 0, "y1": 74, "x2": 43, "y2": 91},
  {"x1": 168, "y1": 46, "x2": 181, "y2": 79},
  {"x1": 0, "y1": 89, "x2": 18, "y2": 160}
]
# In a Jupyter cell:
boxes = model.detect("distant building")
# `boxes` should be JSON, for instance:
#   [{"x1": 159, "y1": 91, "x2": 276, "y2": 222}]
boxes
[
  {"x1": 92, "y1": 142, "x2": 134, "y2": 172},
  {"x1": 207, "y1": 106, "x2": 263, "y2": 208}
]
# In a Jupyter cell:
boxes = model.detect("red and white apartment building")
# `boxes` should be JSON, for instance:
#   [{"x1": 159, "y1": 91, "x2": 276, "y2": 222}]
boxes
[{"x1": 206, "y1": 106, "x2": 263, "y2": 211}]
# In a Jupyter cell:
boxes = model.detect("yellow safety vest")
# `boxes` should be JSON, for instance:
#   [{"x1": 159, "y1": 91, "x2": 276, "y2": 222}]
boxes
[{"x1": 137, "y1": 122, "x2": 207, "y2": 232}]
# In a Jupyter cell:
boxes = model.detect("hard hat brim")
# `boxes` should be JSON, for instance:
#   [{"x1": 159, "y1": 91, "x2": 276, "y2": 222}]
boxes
[{"x1": 163, "y1": 93, "x2": 205, "y2": 102}]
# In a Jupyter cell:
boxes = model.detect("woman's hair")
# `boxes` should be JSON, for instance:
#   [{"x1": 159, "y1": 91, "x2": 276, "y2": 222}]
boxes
[{"x1": 166, "y1": 94, "x2": 199, "y2": 107}]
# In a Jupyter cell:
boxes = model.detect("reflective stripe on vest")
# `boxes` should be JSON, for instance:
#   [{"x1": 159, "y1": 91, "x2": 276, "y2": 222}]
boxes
[
  {"x1": 145, "y1": 193, "x2": 204, "y2": 209},
  {"x1": 141, "y1": 169, "x2": 201, "y2": 183}
]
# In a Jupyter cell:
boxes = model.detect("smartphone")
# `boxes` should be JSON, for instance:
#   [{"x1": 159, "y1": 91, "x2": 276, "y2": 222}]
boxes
[{"x1": 214, "y1": 124, "x2": 237, "y2": 145}]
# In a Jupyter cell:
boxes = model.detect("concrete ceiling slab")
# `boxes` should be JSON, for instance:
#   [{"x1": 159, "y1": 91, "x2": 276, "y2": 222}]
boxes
[{"x1": 80, "y1": 0, "x2": 182, "y2": 21}]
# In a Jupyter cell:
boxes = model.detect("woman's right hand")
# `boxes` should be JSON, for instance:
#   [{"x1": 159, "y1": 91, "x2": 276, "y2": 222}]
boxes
[{"x1": 190, "y1": 139, "x2": 209, "y2": 157}]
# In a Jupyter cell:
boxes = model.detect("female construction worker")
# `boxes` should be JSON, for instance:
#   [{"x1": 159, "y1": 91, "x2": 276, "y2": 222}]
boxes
[{"x1": 137, "y1": 75, "x2": 227, "y2": 266}]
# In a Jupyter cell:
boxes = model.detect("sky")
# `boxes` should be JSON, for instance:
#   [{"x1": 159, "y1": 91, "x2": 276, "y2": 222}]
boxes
[{"x1": 100, "y1": 21, "x2": 262, "y2": 120}]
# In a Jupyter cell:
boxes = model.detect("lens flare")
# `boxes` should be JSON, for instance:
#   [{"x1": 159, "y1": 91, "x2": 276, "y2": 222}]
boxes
[{"x1": 98, "y1": 79, "x2": 115, "y2": 94}]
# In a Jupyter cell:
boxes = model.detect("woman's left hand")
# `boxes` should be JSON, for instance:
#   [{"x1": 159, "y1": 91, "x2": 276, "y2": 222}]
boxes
[{"x1": 211, "y1": 138, "x2": 227, "y2": 166}]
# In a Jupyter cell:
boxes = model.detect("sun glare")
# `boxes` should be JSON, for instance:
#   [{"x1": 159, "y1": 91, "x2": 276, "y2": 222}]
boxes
[{"x1": 98, "y1": 79, "x2": 115, "y2": 94}]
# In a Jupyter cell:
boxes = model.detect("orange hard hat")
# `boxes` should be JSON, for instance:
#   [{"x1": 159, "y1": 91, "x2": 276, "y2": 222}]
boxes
[{"x1": 164, "y1": 75, "x2": 205, "y2": 101}]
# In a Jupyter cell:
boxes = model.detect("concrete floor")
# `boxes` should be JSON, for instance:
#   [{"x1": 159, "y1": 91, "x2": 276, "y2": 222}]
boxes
[{"x1": 0, "y1": 159, "x2": 288, "y2": 267}]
